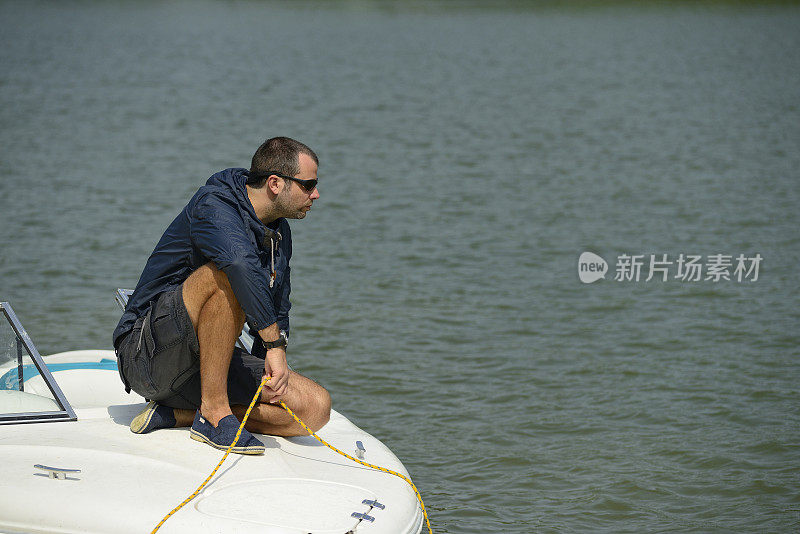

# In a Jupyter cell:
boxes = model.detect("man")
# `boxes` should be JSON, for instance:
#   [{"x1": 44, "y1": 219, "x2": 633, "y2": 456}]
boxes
[{"x1": 113, "y1": 137, "x2": 331, "y2": 455}]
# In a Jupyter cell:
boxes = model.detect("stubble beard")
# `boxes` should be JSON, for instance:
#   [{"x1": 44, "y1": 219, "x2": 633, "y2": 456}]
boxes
[{"x1": 275, "y1": 189, "x2": 307, "y2": 220}]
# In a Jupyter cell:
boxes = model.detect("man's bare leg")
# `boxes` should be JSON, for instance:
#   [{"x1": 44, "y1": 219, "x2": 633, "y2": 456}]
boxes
[
  {"x1": 233, "y1": 370, "x2": 331, "y2": 436},
  {"x1": 156, "y1": 262, "x2": 330, "y2": 435},
  {"x1": 170, "y1": 372, "x2": 331, "y2": 435},
  {"x1": 180, "y1": 263, "x2": 245, "y2": 427}
]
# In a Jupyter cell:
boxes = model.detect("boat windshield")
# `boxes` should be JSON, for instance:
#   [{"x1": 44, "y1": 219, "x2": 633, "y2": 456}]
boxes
[{"x1": 0, "y1": 302, "x2": 75, "y2": 425}]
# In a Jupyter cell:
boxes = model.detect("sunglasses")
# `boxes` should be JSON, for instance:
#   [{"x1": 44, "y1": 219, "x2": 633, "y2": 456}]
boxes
[{"x1": 248, "y1": 171, "x2": 318, "y2": 192}]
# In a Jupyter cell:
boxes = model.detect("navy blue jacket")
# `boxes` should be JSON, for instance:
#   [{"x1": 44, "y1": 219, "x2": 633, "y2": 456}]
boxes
[{"x1": 113, "y1": 168, "x2": 291, "y2": 349}]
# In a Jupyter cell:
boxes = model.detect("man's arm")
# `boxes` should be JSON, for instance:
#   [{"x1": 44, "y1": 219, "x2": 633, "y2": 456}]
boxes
[
  {"x1": 269, "y1": 223, "x2": 291, "y2": 401},
  {"x1": 258, "y1": 322, "x2": 288, "y2": 402},
  {"x1": 275, "y1": 264, "x2": 291, "y2": 332},
  {"x1": 190, "y1": 194, "x2": 278, "y2": 332},
  {"x1": 191, "y1": 195, "x2": 289, "y2": 401},
  {"x1": 275, "y1": 220, "x2": 292, "y2": 334}
]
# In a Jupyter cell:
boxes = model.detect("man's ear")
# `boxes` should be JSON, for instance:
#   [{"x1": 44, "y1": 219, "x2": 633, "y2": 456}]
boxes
[{"x1": 267, "y1": 174, "x2": 284, "y2": 195}]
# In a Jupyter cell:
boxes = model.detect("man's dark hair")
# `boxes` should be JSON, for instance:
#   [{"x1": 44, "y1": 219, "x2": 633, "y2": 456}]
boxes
[{"x1": 248, "y1": 137, "x2": 318, "y2": 188}]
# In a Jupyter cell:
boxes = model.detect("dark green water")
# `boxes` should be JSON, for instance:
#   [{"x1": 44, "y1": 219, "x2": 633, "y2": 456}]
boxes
[{"x1": 1, "y1": 1, "x2": 799, "y2": 532}]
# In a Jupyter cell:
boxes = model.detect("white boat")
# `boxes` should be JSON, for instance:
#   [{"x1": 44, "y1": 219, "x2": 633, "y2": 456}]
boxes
[{"x1": 0, "y1": 296, "x2": 424, "y2": 534}]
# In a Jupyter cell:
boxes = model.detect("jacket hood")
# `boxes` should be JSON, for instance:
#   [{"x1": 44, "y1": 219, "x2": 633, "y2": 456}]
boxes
[
  {"x1": 205, "y1": 167, "x2": 251, "y2": 209},
  {"x1": 204, "y1": 167, "x2": 273, "y2": 244}
]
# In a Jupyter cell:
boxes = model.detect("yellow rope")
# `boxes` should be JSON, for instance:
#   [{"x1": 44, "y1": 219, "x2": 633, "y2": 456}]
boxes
[
  {"x1": 280, "y1": 397, "x2": 434, "y2": 534},
  {"x1": 151, "y1": 376, "x2": 433, "y2": 534},
  {"x1": 150, "y1": 376, "x2": 265, "y2": 534}
]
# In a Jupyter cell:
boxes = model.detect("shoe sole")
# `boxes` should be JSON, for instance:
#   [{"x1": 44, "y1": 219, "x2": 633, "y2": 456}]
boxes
[
  {"x1": 130, "y1": 401, "x2": 158, "y2": 434},
  {"x1": 189, "y1": 429, "x2": 265, "y2": 455}
]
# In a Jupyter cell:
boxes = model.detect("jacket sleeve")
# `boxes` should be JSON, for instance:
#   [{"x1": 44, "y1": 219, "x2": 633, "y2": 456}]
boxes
[
  {"x1": 275, "y1": 220, "x2": 292, "y2": 333},
  {"x1": 189, "y1": 193, "x2": 277, "y2": 332},
  {"x1": 275, "y1": 264, "x2": 291, "y2": 333}
]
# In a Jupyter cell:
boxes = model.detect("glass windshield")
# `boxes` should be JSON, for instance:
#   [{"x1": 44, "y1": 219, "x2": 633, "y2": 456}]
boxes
[{"x1": 0, "y1": 303, "x2": 75, "y2": 424}]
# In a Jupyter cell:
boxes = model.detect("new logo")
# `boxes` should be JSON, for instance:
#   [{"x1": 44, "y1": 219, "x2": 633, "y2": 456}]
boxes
[{"x1": 578, "y1": 252, "x2": 608, "y2": 284}]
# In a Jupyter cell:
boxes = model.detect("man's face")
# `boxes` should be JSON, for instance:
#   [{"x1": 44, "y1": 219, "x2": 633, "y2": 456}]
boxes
[{"x1": 275, "y1": 152, "x2": 319, "y2": 220}]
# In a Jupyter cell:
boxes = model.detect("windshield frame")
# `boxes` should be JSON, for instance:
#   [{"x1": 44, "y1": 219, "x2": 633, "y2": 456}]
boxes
[{"x1": 0, "y1": 302, "x2": 76, "y2": 425}]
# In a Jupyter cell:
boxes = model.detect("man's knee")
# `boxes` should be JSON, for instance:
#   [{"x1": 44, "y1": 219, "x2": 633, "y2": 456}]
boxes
[
  {"x1": 318, "y1": 386, "x2": 332, "y2": 420},
  {"x1": 310, "y1": 385, "x2": 332, "y2": 430},
  {"x1": 182, "y1": 263, "x2": 243, "y2": 327},
  {"x1": 184, "y1": 263, "x2": 234, "y2": 297},
  {"x1": 287, "y1": 373, "x2": 332, "y2": 431}
]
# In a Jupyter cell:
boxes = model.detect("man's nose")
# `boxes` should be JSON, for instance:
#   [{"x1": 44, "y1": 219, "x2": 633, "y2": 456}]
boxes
[{"x1": 310, "y1": 188, "x2": 320, "y2": 200}]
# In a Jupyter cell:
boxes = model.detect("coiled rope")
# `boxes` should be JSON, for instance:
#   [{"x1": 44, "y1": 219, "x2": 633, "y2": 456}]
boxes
[{"x1": 152, "y1": 376, "x2": 432, "y2": 534}]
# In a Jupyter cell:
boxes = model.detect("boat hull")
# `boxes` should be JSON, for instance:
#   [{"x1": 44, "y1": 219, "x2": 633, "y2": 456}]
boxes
[{"x1": 0, "y1": 350, "x2": 423, "y2": 534}]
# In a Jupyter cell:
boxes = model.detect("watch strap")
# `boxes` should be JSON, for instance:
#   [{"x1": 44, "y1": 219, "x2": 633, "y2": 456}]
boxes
[{"x1": 261, "y1": 331, "x2": 288, "y2": 350}]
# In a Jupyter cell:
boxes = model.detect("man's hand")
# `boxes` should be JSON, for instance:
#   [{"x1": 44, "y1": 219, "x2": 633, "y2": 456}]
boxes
[
  {"x1": 259, "y1": 323, "x2": 289, "y2": 403},
  {"x1": 264, "y1": 347, "x2": 289, "y2": 403}
]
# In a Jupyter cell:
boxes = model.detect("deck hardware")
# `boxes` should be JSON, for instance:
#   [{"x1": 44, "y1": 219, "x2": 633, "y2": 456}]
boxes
[
  {"x1": 362, "y1": 499, "x2": 385, "y2": 510},
  {"x1": 34, "y1": 464, "x2": 81, "y2": 480},
  {"x1": 355, "y1": 440, "x2": 366, "y2": 459},
  {"x1": 351, "y1": 512, "x2": 375, "y2": 522}
]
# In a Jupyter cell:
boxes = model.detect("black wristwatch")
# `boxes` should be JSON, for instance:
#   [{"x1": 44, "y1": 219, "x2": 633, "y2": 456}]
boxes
[{"x1": 261, "y1": 330, "x2": 288, "y2": 350}]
